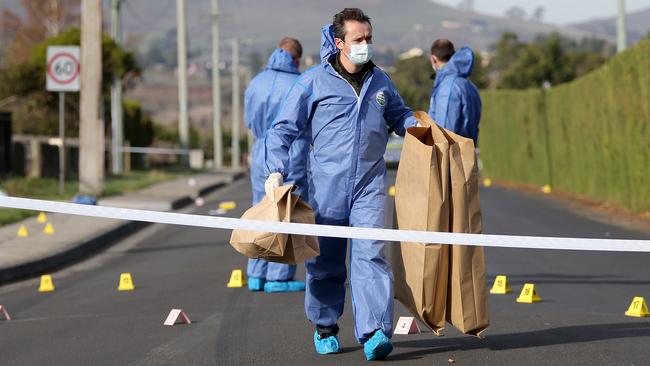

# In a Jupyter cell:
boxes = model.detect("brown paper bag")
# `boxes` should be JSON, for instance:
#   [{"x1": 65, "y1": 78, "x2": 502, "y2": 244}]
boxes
[
  {"x1": 442, "y1": 125, "x2": 490, "y2": 337},
  {"x1": 229, "y1": 185, "x2": 320, "y2": 264},
  {"x1": 392, "y1": 111, "x2": 489, "y2": 337},
  {"x1": 392, "y1": 112, "x2": 451, "y2": 335}
]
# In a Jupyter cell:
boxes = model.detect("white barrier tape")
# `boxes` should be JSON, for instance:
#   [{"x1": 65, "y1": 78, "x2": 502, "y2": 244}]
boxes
[{"x1": 1, "y1": 196, "x2": 649, "y2": 252}]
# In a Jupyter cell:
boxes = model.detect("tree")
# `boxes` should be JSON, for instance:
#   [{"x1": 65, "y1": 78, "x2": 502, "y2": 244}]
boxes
[
  {"x1": 123, "y1": 97, "x2": 154, "y2": 147},
  {"x1": 498, "y1": 33, "x2": 577, "y2": 89},
  {"x1": 1, "y1": 0, "x2": 80, "y2": 64},
  {"x1": 391, "y1": 55, "x2": 432, "y2": 111},
  {"x1": 0, "y1": 27, "x2": 144, "y2": 142},
  {"x1": 470, "y1": 52, "x2": 489, "y2": 89},
  {"x1": 505, "y1": 6, "x2": 526, "y2": 21},
  {"x1": 489, "y1": 33, "x2": 525, "y2": 76},
  {"x1": 531, "y1": 7, "x2": 545, "y2": 23},
  {"x1": 489, "y1": 32, "x2": 610, "y2": 90}
]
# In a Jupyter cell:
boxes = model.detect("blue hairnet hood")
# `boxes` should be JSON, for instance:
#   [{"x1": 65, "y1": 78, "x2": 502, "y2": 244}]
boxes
[
  {"x1": 320, "y1": 24, "x2": 337, "y2": 63},
  {"x1": 434, "y1": 47, "x2": 474, "y2": 87},
  {"x1": 266, "y1": 48, "x2": 300, "y2": 75},
  {"x1": 428, "y1": 46, "x2": 481, "y2": 143}
]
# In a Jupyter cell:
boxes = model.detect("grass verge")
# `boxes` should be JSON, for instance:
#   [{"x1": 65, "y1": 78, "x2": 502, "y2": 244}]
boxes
[{"x1": 0, "y1": 170, "x2": 186, "y2": 226}]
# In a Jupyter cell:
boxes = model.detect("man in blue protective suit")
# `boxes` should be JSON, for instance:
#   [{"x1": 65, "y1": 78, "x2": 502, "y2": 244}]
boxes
[
  {"x1": 244, "y1": 37, "x2": 308, "y2": 294},
  {"x1": 428, "y1": 39, "x2": 482, "y2": 143},
  {"x1": 263, "y1": 8, "x2": 418, "y2": 361}
]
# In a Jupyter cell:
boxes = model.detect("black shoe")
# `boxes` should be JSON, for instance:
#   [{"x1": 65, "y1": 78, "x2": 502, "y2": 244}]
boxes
[{"x1": 316, "y1": 324, "x2": 339, "y2": 339}]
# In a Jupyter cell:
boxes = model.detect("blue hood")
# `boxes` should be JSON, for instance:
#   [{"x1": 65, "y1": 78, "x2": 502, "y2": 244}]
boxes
[
  {"x1": 266, "y1": 48, "x2": 300, "y2": 74},
  {"x1": 320, "y1": 24, "x2": 337, "y2": 64},
  {"x1": 435, "y1": 47, "x2": 474, "y2": 87}
]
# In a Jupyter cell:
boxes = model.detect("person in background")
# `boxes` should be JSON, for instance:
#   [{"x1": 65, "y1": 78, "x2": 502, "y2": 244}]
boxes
[
  {"x1": 428, "y1": 39, "x2": 482, "y2": 143},
  {"x1": 244, "y1": 37, "x2": 308, "y2": 293},
  {"x1": 264, "y1": 8, "x2": 418, "y2": 361}
]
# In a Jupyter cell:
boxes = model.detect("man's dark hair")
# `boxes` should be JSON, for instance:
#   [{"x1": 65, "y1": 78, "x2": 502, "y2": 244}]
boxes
[
  {"x1": 278, "y1": 37, "x2": 303, "y2": 59},
  {"x1": 332, "y1": 8, "x2": 371, "y2": 41},
  {"x1": 430, "y1": 39, "x2": 456, "y2": 62}
]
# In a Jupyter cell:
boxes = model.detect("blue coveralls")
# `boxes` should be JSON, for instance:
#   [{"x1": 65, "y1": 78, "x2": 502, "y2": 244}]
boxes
[
  {"x1": 244, "y1": 48, "x2": 310, "y2": 281},
  {"x1": 264, "y1": 25, "x2": 417, "y2": 342},
  {"x1": 428, "y1": 47, "x2": 482, "y2": 143}
]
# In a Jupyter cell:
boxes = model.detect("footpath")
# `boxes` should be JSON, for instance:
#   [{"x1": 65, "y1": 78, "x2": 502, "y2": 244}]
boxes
[{"x1": 0, "y1": 170, "x2": 244, "y2": 285}]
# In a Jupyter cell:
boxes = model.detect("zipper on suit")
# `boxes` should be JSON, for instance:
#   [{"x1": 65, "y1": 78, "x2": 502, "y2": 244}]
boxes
[{"x1": 327, "y1": 61, "x2": 371, "y2": 211}]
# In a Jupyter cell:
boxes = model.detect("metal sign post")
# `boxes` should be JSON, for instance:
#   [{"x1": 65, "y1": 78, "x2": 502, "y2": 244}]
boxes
[
  {"x1": 46, "y1": 46, "x2": 80, "y2": 196},
  {"x1": 58, "y1": 92, "x2": 65, "y2": 195}
]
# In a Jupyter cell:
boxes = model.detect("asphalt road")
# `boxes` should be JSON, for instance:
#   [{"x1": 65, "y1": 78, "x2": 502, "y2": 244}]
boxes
[{"x1": 1, "y1": 171, "x2": 650, "y2": 366}]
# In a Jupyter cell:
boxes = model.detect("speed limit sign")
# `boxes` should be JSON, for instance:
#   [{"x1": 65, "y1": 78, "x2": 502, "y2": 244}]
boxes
[{"x1": 46, "y1": 46, "x2": 80, "y2": 92}]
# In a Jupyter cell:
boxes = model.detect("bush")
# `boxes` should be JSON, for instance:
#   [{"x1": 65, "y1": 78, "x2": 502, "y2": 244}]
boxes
[{"x1": 480, "y1": 39, "x2": 650, "y2": 212}]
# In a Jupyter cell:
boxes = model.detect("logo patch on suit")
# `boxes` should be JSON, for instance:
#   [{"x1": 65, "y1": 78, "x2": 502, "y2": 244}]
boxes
[{"x1": 375, "y1": 91, "x2": 386, "y2": 107}]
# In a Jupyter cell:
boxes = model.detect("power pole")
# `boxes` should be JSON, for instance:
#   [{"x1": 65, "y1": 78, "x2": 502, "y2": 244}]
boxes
[
  {"x1": 244, "y1": 69, "x2": 253, "y2": 168},
  {"x1": 231, "y1": 38, "x2": 241, "y2": 169},
  {"x1": 617, "y1": 0, "x2": 627, "y2": 53},
  {"x1": 110, "y1": 0, "x2": 123, "y2": 174},
  {"x1": 79, "y1": 0, "x2": 104, "y2": 194},
  {"x1": 211, "y1": 0, "x2": 223, "y2": 169},
  {"x1": 176, "y1": 0, "x2": 190, "y2": 156}
]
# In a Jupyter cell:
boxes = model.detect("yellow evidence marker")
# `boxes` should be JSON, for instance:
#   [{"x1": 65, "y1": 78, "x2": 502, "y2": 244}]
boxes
[
  {"x1": 38, "y1": 275, "x2": 55, "y2": 292},
  {"x1": 625, "y1": 297, "x2": 650, "y2": 317},
  {"x1": 489, "y1": 275, "x2": 512, "y2": 294},
  {"x1": 227, "y1": 269, "x2": 247, "y2": 288},
  {"x1": 516, "y1": 283, "x2": 541, "y2": 303},
  {"x1": 483, "y1": 178, "x2": 492, "y2": 187},
  {"x1": 118, "y1": 273, "x2": 135, "y2": 291},
  {"x1": 388, "y1": 186, "x2": 396, "y2": 197},
  {"x1": 219, "y1": 201, "x2": 237, "y2": 210},
  {"x1": 37, "y1": 212, "x2": 48, "y2": 223},
  {"x1": 17, "y1": 225, "x2": 29, "y2": 238},
  {"x1": 43, "y1": 223, "x2": 55, "y2": 235},
  {"x1": 542, "y1": 184, "x2": 552, "y2": 194}
]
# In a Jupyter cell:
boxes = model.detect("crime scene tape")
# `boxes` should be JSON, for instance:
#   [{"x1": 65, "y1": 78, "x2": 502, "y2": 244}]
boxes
[{"x1": 1, "y1": 196, "x2": 649, "y2": 252}]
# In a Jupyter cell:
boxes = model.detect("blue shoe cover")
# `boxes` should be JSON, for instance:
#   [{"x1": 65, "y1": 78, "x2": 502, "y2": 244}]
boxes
[
  {"x1": 264, "y1": 281, "x2": 305, "y2": 293},
  {"x1": 72, "y1": 195, "x2": 97, "y2": 205},
  {"x1": 364, "y1": 330, "x2": 393, "y2": 361},
  {"x1": 287, "y1": 281, "x2": 306, "y2": 292},
  {"x1": 313, "y1": 331, "x2": 340, "y2": 355},
  {"x1": 247, "y1": 277, "x2": 265, "y2": 292}
]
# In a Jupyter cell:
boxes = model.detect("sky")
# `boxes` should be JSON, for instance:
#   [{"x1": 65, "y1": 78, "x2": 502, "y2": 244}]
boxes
[{"x1": 433, "y1": 0, "x2": 650, "y2": 24}]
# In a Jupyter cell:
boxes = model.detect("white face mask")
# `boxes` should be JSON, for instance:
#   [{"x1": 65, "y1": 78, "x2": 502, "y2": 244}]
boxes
[
  {"x1": 345, "y1": 43, "x2": 373, "y2": 65},
  {"x1": 432, "y1": 61, "x2": 446, "y2": 72}
]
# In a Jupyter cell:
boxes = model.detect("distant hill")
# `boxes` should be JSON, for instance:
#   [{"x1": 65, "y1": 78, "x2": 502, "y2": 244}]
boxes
[
  {"x1": 568, "y1": 7, "x2": 650, "y2": 45},
  {"x1": 1, "y1": 0, "x2": 600, "y2": 59},
  {"x1": 118, "y1": 0, "x2": 593, "y2": 58},
  {"x1": 0, "y1": 0, "x2": 607, "y2": 131}
]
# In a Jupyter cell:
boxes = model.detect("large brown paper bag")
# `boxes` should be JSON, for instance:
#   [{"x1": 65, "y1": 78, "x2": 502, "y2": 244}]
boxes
[
  {"x1": 392, "y1": 112, "x2": 451, "y2": 335},
  {"x1": 442, "y1": 124, "x2": 490, "y2": 337},
  {"x1": 229, "y1": 185, "x2": 319, "y2": 264},
  {"x1": 392, "y1": 111, "x2": 489, "y2": 337}
]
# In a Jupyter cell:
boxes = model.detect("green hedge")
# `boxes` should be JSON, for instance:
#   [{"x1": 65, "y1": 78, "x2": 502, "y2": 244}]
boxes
[{"x1": 479, "y1": 39, "x2": 650, "y2": 212}]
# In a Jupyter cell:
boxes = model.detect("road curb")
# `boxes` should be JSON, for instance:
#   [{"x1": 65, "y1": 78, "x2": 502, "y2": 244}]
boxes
[{"x1": 0, "y1": 171, "x2": 245, "y2": 286}]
